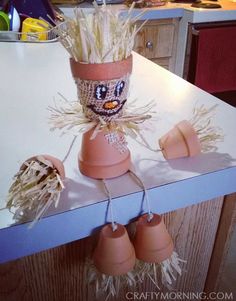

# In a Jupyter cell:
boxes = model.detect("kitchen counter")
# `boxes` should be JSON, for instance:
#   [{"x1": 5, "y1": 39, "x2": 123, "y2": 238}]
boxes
[
  {"x1": 60, "y1": 0, "x2": 236, "y2": 77},
  {"x1": 0, "y1": 41, "x2": 235, "y2": 263},
  {"x1": 61, "y1": 0, "x2": 236, "y2": 22}
]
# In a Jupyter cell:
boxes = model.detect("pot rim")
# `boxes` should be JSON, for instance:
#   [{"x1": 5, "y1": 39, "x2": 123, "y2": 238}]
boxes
[{"x1": 70, "y1": 55, "x2": 133, "y2": 80}]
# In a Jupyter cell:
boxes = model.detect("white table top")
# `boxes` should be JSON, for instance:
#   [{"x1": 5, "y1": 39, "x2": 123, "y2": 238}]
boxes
[{"x1": 0, "y1": 42, "x2": 235, "y2": 263}]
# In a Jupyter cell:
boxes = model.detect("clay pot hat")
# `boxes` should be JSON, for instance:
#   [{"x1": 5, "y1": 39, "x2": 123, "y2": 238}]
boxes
[
  {"x1": 79, "y1": 127, "x2": 131, "y2": 179},
  {"x1": 159, "y1": 120, "x2": 201, "y2": 160},
  {"x1": 134, "y1": 214, "x2": 174, "y2": 263},
  {"x1": 93, "y1": 223, "x2": 136, "y2": 276},
  {"x1": 70, "y1": 55, "x2": 133, "y2": 81}
]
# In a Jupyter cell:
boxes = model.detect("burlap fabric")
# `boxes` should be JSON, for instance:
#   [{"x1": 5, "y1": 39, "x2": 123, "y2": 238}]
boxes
[{"x1": 74, "y1": 74, "x2": 130, "y2": 123}]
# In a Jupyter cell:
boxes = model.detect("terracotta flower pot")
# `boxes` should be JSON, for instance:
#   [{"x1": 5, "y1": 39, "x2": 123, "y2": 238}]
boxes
[
  {"x1": 93, "y1": 223, "x2": 136, "y2": 276},
  {"x1": 134, "y1": 214, "x2": 174, "y2": 263},
  {"x1": 70, "y1": 55, "x2": 132, "y2": 123},
  {"x1": 79, "y1": 127, "x2": 131, "y2": 179},
  {"x1": 158, "y1": 120, "x2": 201, "y2": 160}
]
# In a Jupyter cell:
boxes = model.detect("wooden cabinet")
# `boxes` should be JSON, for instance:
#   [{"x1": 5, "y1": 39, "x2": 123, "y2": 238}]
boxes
[
  {"x1": 1, "y1": 194, "x2": 235, "y2": 301},
  {"x1": 134, "y1": 19, "x2": 179, "y2": 72}
]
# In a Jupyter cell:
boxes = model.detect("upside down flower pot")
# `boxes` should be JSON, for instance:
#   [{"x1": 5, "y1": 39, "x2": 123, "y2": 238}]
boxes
[
  {"x1": 159, "y1": 120, "x2": 201, "y2": 160},
  {"x1": 93, "y1": 223, "x2": 136, "y2": 276},
  {"x1": 134, "y1": 214, "x2": 174, "y2": 263},
  {"x1": 70, "y1": 55, "x2": 133, "y2": 179},
  {"x1": 88, "y1": 223, "x2": 137, "y2": 299},
  {"x1": 134, "y1": 214, "x2": 185, "y2": 287},
  {"x1": 80, "y1": 127, "x2": 131, "y2": 179}
]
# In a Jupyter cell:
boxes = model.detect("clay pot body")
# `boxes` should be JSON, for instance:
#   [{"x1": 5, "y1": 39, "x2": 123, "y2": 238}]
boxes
[
  {"x1": 79, "y1": 127, "x2": 131, "y2": 179},
  {"x1": 134, "y1": 214, "x2": 174, "y2": 263},
  {"x1": 93, "y1": 223, "x2": 136, "y2": 276},
  {"x1": 159, "y1": 120, "x2": 201, "y2": 160}
]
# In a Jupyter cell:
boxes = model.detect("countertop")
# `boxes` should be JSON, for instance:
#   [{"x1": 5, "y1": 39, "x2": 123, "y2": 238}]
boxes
[
  {"x1": 59, "y1": 0, "x2": 236, "y2": 77},
  {"x1": 0, "y1": 42, "x2": 236, "y2": 263},
  {"x1": 60, "y1": 0, "x2": 236, "y2": 22}
]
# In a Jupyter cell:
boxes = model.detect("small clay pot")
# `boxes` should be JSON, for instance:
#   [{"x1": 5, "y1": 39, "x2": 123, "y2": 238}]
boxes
[
  {"x1": 134, "y1": 214, "x2": 174, "y2": 263},
  {"x1": 21, "y1": 155, "x2": 65, "y2": 180},
  {"x1": 70, "y1": 55, "x2": 133, "y2": 81},
  {"x1": 159, "y1": 120, "x2": 201, "y2": 160},
  {"x1": 79, "y1": 127, "x2": 131, "y2": 179},
  {"x1": 93, "y1": 223, "x2": 136, "y2": 276}
]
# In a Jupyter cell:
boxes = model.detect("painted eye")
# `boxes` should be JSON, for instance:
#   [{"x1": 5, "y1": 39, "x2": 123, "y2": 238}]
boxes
[
  {"x1": 94, "y1": 85, "x2": 108, "y2": 100},
  {"x1": 115, "y1": 81, "x2": 125, "y2": 97}
]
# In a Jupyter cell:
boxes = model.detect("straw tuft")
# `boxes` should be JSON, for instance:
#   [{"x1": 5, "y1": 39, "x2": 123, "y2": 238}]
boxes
[
  {"x1": 135, "y1": 252, "x2": 186, "y2": 290},
  {"x1": 49, "y1": 94, "x2": 154, "y2": 147},
  {"x1": 53, "y1": 2, "x2": 147, "y2": 64},
  {"x1": 189, "y1": 104, "x2": 224, "y2": 152},
  {"x1": 87, "y1": 259, "x2": 137, "y2": 301},
  {"x1": 6, "y1": 156, "x2": 64, "y2": 227}
]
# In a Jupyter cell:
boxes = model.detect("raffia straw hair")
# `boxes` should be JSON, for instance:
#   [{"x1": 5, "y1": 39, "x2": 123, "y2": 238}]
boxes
[
  {"x1": 53, "y1": 2, "x2": 147, "y2": 63},
  {"x1": 189, "y1": 104, "x2": 224, "y2": 152},
  {"x1": 49, "y1": 94, "x2": 154, "y2": 144},
  {"x1": 87, "y1": 259, "x2": 137, "y2": 301},
  {"x1": 6, "y1": 156, "x2": 64, "y2": 227},
  {"x1": 136, "y1": 252, "x2": 186, "y2": 290}
]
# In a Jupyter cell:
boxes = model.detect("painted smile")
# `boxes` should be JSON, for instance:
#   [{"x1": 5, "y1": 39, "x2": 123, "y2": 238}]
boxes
[{"x1": 87, "y1": 99, "x2": 127, "y2": 117}]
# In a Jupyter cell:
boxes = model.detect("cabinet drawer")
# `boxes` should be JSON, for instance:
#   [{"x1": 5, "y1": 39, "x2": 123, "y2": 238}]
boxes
[{"x1": 134, "y1": 19, "x2": 176, "y2": 60}]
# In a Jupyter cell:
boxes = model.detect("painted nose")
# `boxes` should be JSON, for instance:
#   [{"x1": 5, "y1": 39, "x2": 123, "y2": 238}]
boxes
[{"x1": 103, "y1": 100, "x2": 119, "y2": 110}]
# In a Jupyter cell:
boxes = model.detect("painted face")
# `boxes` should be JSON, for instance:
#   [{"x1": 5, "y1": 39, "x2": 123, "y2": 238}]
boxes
[{"x1": 76, "y1": 74, "x2": 130, "y2": 122}]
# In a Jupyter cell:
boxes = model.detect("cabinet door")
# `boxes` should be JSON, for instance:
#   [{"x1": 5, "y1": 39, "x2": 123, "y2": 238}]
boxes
[{"x1": 134, "y1": 19, "x2": 179, "y2": 72}]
